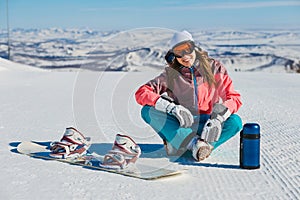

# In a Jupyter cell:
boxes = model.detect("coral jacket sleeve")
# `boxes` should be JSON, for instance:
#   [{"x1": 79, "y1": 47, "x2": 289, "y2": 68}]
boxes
[
  {"x1": 135, "y1": 71, "x2": 168, "y2": 106},
  {"x1": 215, "y1": 72, "x2": 242, "y2": 114}
]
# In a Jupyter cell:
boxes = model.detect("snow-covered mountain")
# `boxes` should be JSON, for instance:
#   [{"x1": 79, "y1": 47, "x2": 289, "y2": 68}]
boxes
[
  {"x1": 0, "y1": 28, "x2": 299, "y2": 72},
  {"x1": 0, "y1": 33, "x2": 299, "y2": 199},
  {"x1": 0, "y1": 59, "x2": 299, "y2": 199}
]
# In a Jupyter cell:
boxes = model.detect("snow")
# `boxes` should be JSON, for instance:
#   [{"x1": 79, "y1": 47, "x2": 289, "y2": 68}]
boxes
[
  {"x1": 0, "y1": 58, "x2": 299, "y2": 200},
  {"x1": 0, "y1": 57, "x2": 43, "y2": 72},
  {"x1": 1, "y1": 28, "x2": 300, "y2": 72}
]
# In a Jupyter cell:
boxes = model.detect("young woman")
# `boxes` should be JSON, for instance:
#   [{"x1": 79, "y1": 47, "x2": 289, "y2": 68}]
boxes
[{"x1": 135, "y1": 30, "x2": 242, "y2": 161}]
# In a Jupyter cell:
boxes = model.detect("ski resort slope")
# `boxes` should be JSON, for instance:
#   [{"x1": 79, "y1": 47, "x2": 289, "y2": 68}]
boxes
[
  {"x1": 0, "y1": 57, "x2": 43, "y2": 72},
  {"x1": 0, "y1": 60, "x2": 299, "y2": 200}
]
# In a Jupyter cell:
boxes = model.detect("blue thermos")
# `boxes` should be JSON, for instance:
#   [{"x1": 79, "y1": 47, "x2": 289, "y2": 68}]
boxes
[{"x1": 240, "y1": 123, "x2": 260, "y2": 169}]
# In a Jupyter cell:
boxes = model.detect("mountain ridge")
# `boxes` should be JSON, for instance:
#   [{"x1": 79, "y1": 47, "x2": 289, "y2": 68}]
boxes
[{"x1": 0, "y1": 28, "x2": 299, "y2": 72}]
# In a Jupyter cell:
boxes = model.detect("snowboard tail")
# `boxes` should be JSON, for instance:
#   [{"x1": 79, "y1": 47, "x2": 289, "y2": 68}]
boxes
[{"x1": 16, "y1": 141, "x2": 182, "y2": 180}]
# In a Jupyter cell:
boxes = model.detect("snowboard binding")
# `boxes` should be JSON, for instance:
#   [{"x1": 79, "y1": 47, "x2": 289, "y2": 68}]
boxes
[{"x1": 50, "y1": 127, "x2": 91, "y2": 159}]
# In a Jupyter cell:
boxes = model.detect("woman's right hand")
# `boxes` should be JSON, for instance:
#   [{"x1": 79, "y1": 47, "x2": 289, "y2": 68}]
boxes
[{"x1": 154, "y1": 96, "x2": 194, "y2": 128}]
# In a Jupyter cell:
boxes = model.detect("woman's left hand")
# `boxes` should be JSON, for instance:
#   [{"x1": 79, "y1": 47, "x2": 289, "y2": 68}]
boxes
[
  {"x1": 200, "y1": 103, "x2": 231, "y2": 142},
  {"x1": 200, "y1": 119, "x2": 222, "y2": 142}
]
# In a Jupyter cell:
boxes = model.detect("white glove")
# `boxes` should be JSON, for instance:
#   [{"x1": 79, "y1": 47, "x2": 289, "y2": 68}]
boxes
[
  {"x1": 201, "y1": 104, "x2": 231, "y2": 142},
  {"x1": 155, "y1": 96, "x2": 194, "y2": 128}
]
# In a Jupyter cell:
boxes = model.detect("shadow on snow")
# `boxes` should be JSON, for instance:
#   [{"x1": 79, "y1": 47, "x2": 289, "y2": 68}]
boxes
[{"x1": 9, "y1": 141, "x2": 240, "y2": 170}]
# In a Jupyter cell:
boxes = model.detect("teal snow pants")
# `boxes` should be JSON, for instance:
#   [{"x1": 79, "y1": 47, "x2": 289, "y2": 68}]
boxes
[{"x1": 141, "y1": 105, "x2": 242, "y2": 150}]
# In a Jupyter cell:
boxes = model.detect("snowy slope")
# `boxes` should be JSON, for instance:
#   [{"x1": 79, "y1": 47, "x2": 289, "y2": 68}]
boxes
[
  {"x1": 1, "y1": 28, "x2": 299, "y2": 72},
  {"x1": 0, "y1": 57, "x2": 43, "y2": 71},
  {"x1": 0, "y1": 59, "x2": 299, "y2": 199}
]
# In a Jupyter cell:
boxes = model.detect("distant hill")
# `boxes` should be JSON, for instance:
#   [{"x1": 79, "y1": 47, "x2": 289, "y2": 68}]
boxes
[{"x1": 0, "y1": 28, "x2": 299, "y2": 72}]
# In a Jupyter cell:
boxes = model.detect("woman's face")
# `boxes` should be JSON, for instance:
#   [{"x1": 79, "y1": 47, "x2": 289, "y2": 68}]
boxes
[
  {"x1": 176, "y1": 50, "x2": 196, "y2": 67},
  {"x1": 172, "y1": 41, "x2": 196, "y2": 67}
]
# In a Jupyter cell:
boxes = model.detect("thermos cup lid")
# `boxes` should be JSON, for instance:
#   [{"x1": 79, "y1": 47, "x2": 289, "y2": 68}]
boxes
[{"x1": 243, "y1": 123, "x2": 260, "y2": 134}]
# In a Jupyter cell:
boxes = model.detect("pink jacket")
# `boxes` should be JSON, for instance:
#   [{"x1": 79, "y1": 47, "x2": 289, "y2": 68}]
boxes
[{"x1": 135, "y1": 59, "x2": 242, "y2": 115}]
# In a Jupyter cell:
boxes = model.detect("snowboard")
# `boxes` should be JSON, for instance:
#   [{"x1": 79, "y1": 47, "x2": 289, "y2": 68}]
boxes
[{"x1": 16, "y1": 141, "x2": 182, "y2": 180}]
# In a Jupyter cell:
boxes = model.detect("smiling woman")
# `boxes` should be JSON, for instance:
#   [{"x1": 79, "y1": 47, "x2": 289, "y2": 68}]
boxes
[
  {"x1": 135, "y1": 30, "x2": 243, "y2": 162},
  {"x1": 167, "y1": 31, "x2": 215, "y2": 88}
]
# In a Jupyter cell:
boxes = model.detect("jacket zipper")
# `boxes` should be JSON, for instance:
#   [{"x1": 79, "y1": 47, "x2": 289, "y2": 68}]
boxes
[{"x1": 190, "y1": 66, "x2": 199, "y2": 114}]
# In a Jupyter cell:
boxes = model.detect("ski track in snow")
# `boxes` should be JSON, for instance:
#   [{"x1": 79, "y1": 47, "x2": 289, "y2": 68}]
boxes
[
  {"x1": 0, "y1": 66, "x2": 299, "y2": 199},
  {"x1": 236, "y1": 73, "x2": 300, "y2": 199}
]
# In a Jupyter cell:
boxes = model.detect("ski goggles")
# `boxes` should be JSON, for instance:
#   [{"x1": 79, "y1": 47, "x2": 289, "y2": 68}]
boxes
[{"x1": 172, "y1": 41, "x2": 195, "y2": 58}]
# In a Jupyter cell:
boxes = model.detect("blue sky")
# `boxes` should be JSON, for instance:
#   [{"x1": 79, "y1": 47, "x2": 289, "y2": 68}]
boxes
[{"x1": 0, "y1": 0, "x2": 299, "y2": 30}]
